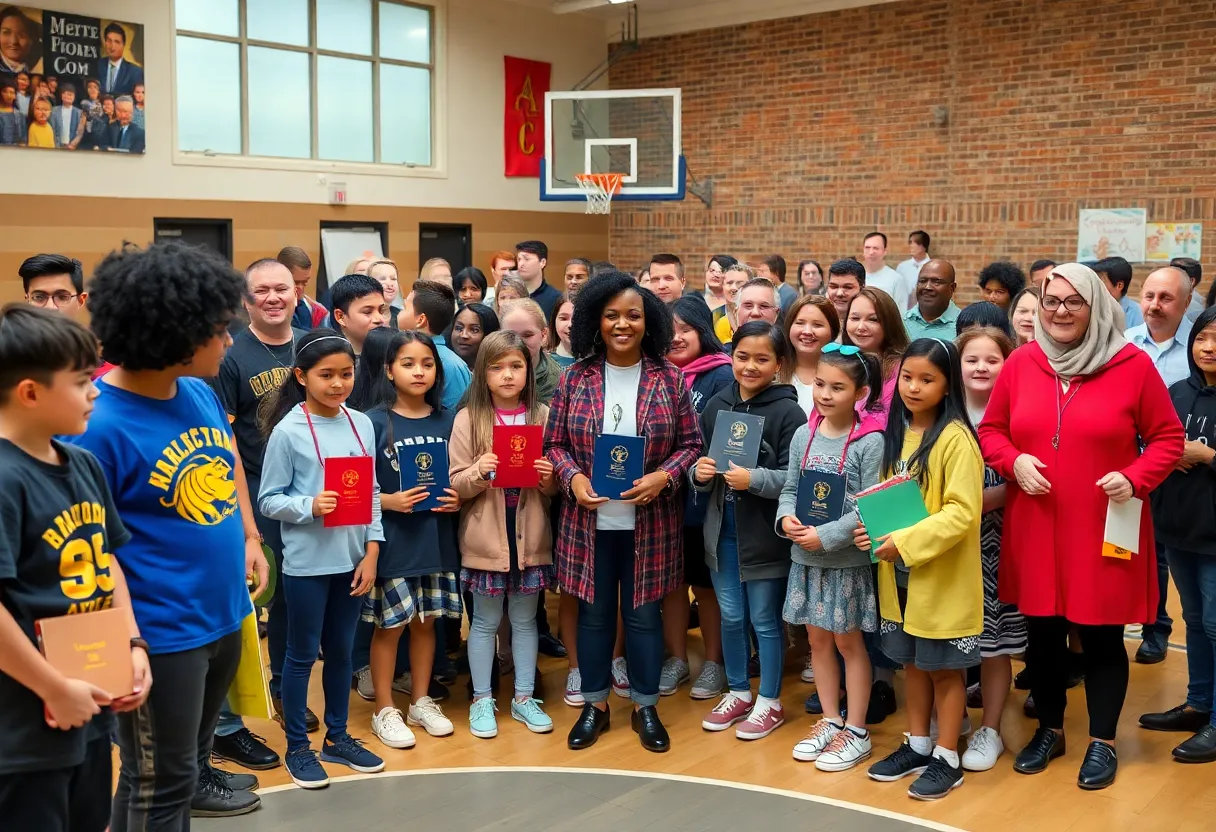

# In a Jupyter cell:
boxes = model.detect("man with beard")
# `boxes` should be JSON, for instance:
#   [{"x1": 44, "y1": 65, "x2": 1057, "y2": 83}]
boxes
[
  {"x1": 1126, "y1": 265, "x2": 1193, "y2": 666},
  {"x1": 902, "y1": 259, "x2": 960, "y2": 341}
]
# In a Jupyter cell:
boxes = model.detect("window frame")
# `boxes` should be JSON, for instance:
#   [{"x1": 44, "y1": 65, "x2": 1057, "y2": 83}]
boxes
[{"x1": 170, "y1": 0, "x2": 446, "y2": 178}]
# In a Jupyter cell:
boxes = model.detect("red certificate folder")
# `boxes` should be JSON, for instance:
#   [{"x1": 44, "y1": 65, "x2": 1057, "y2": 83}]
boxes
[
  {"x1": 324, "y1": 456, "x2": 373, "y2": 527},
  {"x1": 492, "y1": 425, "x2": 543, "y2": 489}
]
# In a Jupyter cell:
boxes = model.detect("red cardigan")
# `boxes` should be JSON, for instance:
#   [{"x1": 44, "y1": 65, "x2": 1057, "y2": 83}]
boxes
[{"x1": 978, "y1": 343, "x2": 1183, "y2": 625}]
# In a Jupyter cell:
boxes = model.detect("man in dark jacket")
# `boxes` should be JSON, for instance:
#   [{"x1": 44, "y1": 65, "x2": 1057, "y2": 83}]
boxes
[{"x1": 1139, "y1": 306, "x2": 1216, "y2": 763}]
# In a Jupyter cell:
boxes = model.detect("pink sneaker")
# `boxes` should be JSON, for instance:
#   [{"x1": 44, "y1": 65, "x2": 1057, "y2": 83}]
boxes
[
  {"x1": 701, "y1": 692, "x2": 754, "y2": 732},
  {"x1": 735, "y1": 700, "x2": 785, "y2": 740}
]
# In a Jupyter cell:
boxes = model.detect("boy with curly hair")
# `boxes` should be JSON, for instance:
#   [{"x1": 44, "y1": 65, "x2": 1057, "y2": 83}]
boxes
[{"x1": 64, "y1": 243, "x2": 270, "y2": 827}]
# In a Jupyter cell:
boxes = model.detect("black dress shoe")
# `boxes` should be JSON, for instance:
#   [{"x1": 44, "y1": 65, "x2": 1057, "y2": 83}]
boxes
[
  {"x1": 191, "y1": 766, "x2": 261, "y2": 818},
  {"x1": 1014, "y1": 666, "x2": 1032, "y2": 690},
  {"x1": 1014, "y1": 727, "x2": 1066, "y2": 774},
  {"x1": 1077, "y1": 741, "x2": 1118, "y2": 790},
  {"x1": 631, "y1": 705, "x2": 670, "y2": 753},
  {"x1": 538, "y1": 632, "x2": 568, "y2": 658},
  {"x1": 272, "y1": 697, "x2": 320, "y2": 733},
  {"x1": 1173, "y1": 724, "x2": 1216, "y2": 763},
  {"x1": 866, "y1": 681, "x2": 897, "y2": 724},
  {"x1": 1135, "y1": 635, "x2": 1167, "y2": 665},
  {"x1": 211, "y1": 729, "x2": 281, "y2": 771},
  {"x1": 567, "y1": 704, "x2": 610, "y2": 750},
  {"x1": 1140, "y1": 704, "x2": 1212, "y2": 733}
]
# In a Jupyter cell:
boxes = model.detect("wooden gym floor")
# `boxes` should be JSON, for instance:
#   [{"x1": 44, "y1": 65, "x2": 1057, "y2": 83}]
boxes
[{"x1": 210, "y1": 593, "x2": 1211, "y2": 832}]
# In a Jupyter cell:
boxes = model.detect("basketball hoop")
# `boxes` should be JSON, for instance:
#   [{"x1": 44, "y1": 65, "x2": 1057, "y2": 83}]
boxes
[{"x1": 575, "y1": 173, "x2": 624, "y2": 214}]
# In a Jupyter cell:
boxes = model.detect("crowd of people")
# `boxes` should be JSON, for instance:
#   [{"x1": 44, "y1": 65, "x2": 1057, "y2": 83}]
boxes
[{"x1": 2, "y1": 230, "x2": 1215, "y2": 830}]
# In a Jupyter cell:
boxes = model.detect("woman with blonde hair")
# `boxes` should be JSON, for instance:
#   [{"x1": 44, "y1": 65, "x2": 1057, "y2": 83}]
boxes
[
  {"x1": 713, "y1": 262, "x2": 753, "y2": 344},
  {"x1": 494, "y1": 275, "x2": 528, "y2": 316},
  {"x1": 344, "y1": 257, "x2": 372, "y2": 276},
  {"x1": 420, "y1": 258, "x2": 453, "y2": 291}
]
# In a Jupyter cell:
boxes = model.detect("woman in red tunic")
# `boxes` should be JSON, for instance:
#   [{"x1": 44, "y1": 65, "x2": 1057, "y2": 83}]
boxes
[{"x1": 978, "y1": 262, "x2": 1183, "y2": 791}]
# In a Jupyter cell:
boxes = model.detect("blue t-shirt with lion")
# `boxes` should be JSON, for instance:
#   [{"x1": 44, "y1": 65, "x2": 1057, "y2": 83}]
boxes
[{"x1": 65, "y1": 377, "x2": 251, "y2": 654}]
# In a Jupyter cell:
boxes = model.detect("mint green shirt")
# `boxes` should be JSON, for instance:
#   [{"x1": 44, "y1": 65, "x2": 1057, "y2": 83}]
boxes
[{"x1": 903, "y1": 301, "x2": 962, "y2": 342}]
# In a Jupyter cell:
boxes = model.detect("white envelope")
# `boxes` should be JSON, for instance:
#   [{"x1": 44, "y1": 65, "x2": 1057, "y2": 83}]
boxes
[{"x1": 1103, "y1": 497, "x2": 1143, "y2": 556}]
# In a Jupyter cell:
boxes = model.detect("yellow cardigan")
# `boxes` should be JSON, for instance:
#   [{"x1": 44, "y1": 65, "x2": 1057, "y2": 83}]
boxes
[{"x1": 877, "y1": 421, "x2": 984, "y2": 640}]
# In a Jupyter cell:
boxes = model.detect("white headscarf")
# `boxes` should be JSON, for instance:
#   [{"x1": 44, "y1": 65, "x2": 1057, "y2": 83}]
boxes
[{"x1": 1034, "y1": 262, "x2": 1127, "y2": 379}]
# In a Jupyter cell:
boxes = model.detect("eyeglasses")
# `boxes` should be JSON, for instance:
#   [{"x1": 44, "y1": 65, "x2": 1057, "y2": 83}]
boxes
[
  {"x1": 822, "y1": 343, "x2": 861, "y2": 356},
  {"x1": 1040, "y1": 294, "x2": 1087, "y2": 312},
  {"x1": 28, "y1": 291, "x2": 79, "y2": 307}
]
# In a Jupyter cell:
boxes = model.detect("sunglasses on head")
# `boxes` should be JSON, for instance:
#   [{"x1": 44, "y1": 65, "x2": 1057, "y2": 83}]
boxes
[{"x1": 822, "y1": 343, "x2": 861, "y2": 356}]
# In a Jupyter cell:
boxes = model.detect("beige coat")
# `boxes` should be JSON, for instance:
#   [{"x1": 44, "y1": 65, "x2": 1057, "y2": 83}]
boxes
[{"x1": 449, "y1": 406, "x2": 559, "y2": 573}]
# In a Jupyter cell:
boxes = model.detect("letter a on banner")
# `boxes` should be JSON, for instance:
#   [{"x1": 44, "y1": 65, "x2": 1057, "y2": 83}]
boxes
[{"x1": 504, "y1": 56, "x2": 551, "y2": 177}]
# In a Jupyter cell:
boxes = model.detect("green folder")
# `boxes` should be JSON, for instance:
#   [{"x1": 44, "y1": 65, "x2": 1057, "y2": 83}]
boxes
[{"x1": 855, "y1": 478, "x2": 930, "y2": 561}]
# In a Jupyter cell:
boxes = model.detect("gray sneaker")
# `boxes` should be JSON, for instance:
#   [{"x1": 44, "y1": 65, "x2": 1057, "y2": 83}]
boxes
[
  {"x1": 658, "y1": 656, "x2": 690, "y2": 696},
  {"x1": 690, "y1": 660, "x2": 726, "y2": 700},
  {"x1": 355, "y1": 666, "x2": 375, "y2": 701}
]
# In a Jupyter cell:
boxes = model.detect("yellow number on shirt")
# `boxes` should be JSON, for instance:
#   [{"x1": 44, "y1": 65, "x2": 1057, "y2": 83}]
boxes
[{"x1": 59, "y1": 533, "x2": 115, "y2": 600}]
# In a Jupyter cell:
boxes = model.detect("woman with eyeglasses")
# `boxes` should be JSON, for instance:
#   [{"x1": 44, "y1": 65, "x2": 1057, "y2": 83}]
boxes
[
  {"x1": 978, "y1": 262, "x2": 1183, "y2": 791},
  {"x1": 703, "y1": 255, "x2": 737, "y2": 312}
]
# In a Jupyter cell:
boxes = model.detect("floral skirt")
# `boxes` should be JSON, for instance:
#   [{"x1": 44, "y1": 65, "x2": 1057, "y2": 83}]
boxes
[
  {"x1": 361, "y1": 573, "x2": 462, "y2": 629},
  {"x1": 782, "y1": 562, "x2": 878, "y2": 634},
  {"x1": 460, "y1": 564, "x2": 554, "y2": 598}
]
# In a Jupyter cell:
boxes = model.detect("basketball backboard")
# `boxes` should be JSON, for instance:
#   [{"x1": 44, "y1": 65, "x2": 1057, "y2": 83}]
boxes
[{"x1": 541, "y1": 88, "x2": 685, "y2": 202}]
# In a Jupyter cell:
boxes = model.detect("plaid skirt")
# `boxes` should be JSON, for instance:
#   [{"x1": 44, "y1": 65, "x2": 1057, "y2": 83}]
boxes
[
  {"x1": 460, "y1": 564, "x2": 554, "y2": 598},
  {"x1": 361, "y1": 573, "x2": 462, "y2": 629}
]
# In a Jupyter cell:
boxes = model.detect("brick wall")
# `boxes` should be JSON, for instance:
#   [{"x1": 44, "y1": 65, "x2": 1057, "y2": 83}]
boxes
[{"x1": 607, "y1": 0, "x2": 1216, "y2": 303}]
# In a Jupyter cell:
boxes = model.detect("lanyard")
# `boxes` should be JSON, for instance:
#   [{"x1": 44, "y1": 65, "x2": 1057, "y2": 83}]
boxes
[
  {"x1": 300, "y1": 403, "x2": 368, "y2": 467},
  {"x1": 801, "y1": 415, "x2": 855, "y2": 475}
]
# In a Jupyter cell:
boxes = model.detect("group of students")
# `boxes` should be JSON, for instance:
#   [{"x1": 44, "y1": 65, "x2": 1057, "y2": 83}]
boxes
[{"x1": 2, "y1": 238, "x2": 1214, "y2": 832}]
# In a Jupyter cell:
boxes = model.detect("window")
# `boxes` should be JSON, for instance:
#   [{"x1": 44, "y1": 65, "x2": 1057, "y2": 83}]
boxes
[{"x1": 174, "y1": 0, "x2": 434, "y2": 166}]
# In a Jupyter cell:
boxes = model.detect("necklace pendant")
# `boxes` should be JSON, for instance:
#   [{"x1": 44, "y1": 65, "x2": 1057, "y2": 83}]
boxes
[{"x1": 1051, "y1": 434, "x2": 1059, "y2": 450}]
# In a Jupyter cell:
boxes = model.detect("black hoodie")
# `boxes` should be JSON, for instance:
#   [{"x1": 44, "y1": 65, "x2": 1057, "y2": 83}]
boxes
[
  {"x1": 1151, "y1": 319, "x2": 1216, "y2": 555},
  {"x1": 693, "y1": 382, "x2": 806, "y2": 582}
]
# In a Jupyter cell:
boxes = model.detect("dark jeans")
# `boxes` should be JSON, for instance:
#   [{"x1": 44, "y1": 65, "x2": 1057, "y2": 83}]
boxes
[
  {"x1": 1025, "y1": 616, "x2": 1128, "y2": 741},
  {"x1": 578, "y1": 530, "x2": 663, "y2": 707},
  {"x1": 0, "y1": 735, "x2": 111, "y2": 832},
  {"x1": 111, "y1": 629, "x2": 242, "y2": 832},
  {"x1": 282, "y1": 572, "x2": 363, "y2": 751},
  {"x1": 1143, "y1": 536, "x2": 1174, "y2": 644},
  {"x1": 1168, "y1": 547, "x2": 1216, "y2": 723}
]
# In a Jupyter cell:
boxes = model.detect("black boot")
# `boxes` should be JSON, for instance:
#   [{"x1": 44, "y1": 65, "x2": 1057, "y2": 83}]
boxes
[
  {"x1": 190, "y1": 765, "x2": 261, "y2": 818},
  {"x1": 211, "y1": 728, "x2": 280, "y2": 771},
  {"x1": 1173, "y1": 724, "x2": 1216, "y2": 763},
  {"x1": 631, "y1": 705, "x2": 670, "y2": 753},
  {"x1": 567, "y1": 704, "x2": 610, "y2": 750}
]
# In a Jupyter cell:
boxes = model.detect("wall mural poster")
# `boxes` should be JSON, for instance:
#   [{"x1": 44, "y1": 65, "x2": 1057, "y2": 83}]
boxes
[
  {"x1": 1146, "y1": 222, "x2": 1202, "y2": 262},
  {"x1": 1077, "y1": 208, "x2": 1147, "y2": 263},
  {"x1": 0, "y1": 5, "x2": 145, "y2": 153}
]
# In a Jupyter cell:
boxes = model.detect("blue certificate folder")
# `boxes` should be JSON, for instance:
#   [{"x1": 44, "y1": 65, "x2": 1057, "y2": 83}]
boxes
[
  {"x1": 591, "y1": 434, "x2": 646, "y2": 500},
  {"x1": 398, "y1": 441, "x2": 450, "y2": 512}
]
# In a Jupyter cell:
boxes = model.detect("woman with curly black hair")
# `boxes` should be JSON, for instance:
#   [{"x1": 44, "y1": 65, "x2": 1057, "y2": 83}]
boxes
[
  {"x1": 978, "y1": 262, "x2": 1028, "y2": 313},
  {"x1": 544, "y1": 271, "x2": 702, "y2": 754},
  {"x1": 66, "y1": 242, "x2": 270, "y2": 822}
]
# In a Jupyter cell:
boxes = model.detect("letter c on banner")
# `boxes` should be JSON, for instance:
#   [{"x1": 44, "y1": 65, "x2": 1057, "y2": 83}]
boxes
[{"x1": 518, "y1": 122, "x2": 535, "y2": 155}]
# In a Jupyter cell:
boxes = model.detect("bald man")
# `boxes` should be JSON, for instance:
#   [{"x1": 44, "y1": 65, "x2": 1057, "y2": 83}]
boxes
[
  {"x1": 902, "y1": 259, "x2": 960, "y2": 341},
  {"x1": 1125, "y1": 265, "x2": 1192, "y2": 666}
]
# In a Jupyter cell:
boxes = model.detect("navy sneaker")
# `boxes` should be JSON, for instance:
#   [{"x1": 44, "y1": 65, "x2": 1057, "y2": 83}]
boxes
[
  {"x1": 867, "y1": 738, "x2": 934, "y2": 782},
  {"x1": 321, "y1": 734, "x2": 385, "y2": 774},
  {"x1": 285, "y1": 748, "x2": 330, "y2": 790},
  {"x1": 908, "y1": 755, "x2": 965, "y2": 800}
]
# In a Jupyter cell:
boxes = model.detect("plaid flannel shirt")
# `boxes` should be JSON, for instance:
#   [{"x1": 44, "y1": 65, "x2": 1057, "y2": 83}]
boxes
[{"x1": 544, "y1": 355, "x2": 702, "y2": 607}]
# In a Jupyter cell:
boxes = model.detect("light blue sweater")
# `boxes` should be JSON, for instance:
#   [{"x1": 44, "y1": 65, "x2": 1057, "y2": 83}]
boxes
[{"x1": 259, "y1": 405, "x2": 385, "y2": 577}]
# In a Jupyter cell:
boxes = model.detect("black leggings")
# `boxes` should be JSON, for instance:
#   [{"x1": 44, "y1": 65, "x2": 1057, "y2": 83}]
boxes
[{"x1": 1025, "y1": 616, "x2": 1128, "y2": 741}]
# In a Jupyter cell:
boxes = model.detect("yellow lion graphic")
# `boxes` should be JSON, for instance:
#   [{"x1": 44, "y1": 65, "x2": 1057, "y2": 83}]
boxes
[{"x1": 159, "y1": 456, "x2": 238, "y2": 525}]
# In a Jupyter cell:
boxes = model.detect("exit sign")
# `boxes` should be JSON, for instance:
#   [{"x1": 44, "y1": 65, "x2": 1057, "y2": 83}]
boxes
[{"x1": 329, "y1": 182, "x2": 348, "y2": 205}]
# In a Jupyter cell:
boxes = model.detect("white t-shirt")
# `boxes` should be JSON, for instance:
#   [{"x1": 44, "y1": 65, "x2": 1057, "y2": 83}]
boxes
[
  {"x1": 896, "y1": 257, "x2": 928, "y2": 288},
  {"x1": 792, "y1": 375, "x2": 816, "y2": 416},
  {"x1": 866, "y1": 265, "x2": 914, "y2": 311},
  {"x1": 597, "y1": 360, "x2": 642, "y2": 531}
]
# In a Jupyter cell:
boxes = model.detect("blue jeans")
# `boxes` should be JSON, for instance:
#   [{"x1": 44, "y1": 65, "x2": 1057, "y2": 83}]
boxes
[
  {"x1": 709, "y1": 531, "x2": 787, "y2": 700},
  {"x1": 1144, "y1": 536, "x2": 1174, "y2": 644},
  {"x1": 578, "y1": 530, "x2": 663, "y2": 707},
  {"x1": 1168, "y1": 547, "x2": 1216, "y2": 723},
  {"x1": 469, "y1": 592, "x2": 540, "y2": 698},
  {"x1": 281, "y1": 571, "x2": 363, "y2": 751}
]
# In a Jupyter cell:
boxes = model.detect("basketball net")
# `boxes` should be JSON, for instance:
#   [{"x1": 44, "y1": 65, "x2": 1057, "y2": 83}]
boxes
[{"x1": 575, "y1": 173, "x2": 624, "y2": 215}]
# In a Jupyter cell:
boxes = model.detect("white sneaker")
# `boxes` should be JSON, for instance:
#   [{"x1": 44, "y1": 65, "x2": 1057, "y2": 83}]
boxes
[
  {"x1": 371, "y1": 706, "x2": 416, "y2": 749},
  {"x1": 800, "y1": 654, "x2": 815, "y2": 684},
  {"x1": 356, "y1": 666, "x2": 375, "y2": 701},
  {"x1": 407, "y1": 696, "x2": 454, "y2": 737},
  {"x1": 792, "y1": 718, "x2": 842, "y2": 762},
  {"x1": 564, "y1": 668, "x2": 584, "y2": 707},
  {"x1": 961, "y1": 726, "x2": 1004, "y2": 772},
  {"x1": 611, "y1": 657, "x2": 630, "y2": 698},
  {"x1": 392, "y1": 672, "x2": 412, "y2": 694},
  {"x1": 815, "y1": 727, "x2": 873, "y2": 772},
  {"x1": 929, "y1": 712, "x2": 973, "y2": 744}
]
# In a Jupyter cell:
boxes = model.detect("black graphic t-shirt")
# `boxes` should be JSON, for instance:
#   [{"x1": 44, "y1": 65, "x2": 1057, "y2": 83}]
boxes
[
  {"x1": 0, "y1": 439, "x2": 130, "y2": 774},
  {"x1": 214, "y1": 328, "x2": 304, "y2": 480}
]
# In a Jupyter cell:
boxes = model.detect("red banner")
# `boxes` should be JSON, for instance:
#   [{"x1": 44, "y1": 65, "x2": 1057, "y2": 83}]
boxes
[{"x1": 504, "y1": 56, "x2": 550, "y2": 177}]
